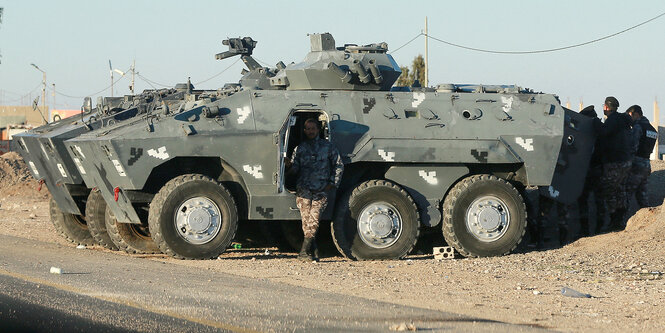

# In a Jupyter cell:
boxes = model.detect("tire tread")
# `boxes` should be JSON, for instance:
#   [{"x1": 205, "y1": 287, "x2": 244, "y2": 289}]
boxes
[
  {"x1": 442, "y1": 174, "x2": 526, "y2": 257},
  {"x1": 332, "y1": 179, "x2": 420, "y2": 260},
  {"x1": 148, "y1": 174, "x2": 238, "y2": 260}
]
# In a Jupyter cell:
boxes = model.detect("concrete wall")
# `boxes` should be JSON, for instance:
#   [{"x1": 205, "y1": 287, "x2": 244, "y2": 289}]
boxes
[{"x1": 0, "y1": 105, "x2": 48, "y2": 127}]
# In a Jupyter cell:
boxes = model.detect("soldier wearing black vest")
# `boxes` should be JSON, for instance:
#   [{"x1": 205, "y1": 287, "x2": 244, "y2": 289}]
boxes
[
  {"x1": 625, "y1": 105, "x2": 657, "y2": 208},
  {"x1": 599, "y1": 96, "x2": 633, "y2": 231},
  {"x1": 577, "y1": 105, "x2": 605, "y2": 236}
]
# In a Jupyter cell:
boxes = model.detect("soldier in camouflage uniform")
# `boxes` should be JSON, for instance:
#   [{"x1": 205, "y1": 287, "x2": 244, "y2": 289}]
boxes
[
  {"x1": 285, "y1": 118, "x2": 344, "y2": 261},
  {"x1": 599, "y1": 97, "x2": 633, "y2": 231},
  {"x1": 625, "y1": 105, "x2": 657, "y2": 208}
]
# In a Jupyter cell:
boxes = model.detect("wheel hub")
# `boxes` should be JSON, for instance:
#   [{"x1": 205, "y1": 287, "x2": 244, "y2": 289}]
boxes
[
  {"x1": 466, "y1": 196, "x2": 510, "y2": 242},
  {"x1": 477, "y1": 207, "x2": 501, "y2": 231},
  {"x1": 188, "y1": 210, "x2": 212, "y2": 232},
  {"x1": 175, "y1": 197, "x2": 221, "y2": 244},
  {"x1": 358, "y1": 202, "x2": 402, "y2": 249},
  {"x1": 369, "y1": 213, "x2": 393, "y2": 237}
]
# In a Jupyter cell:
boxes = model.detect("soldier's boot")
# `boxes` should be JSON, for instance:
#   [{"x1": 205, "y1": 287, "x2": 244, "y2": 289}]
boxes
[
  {"x1": 310, "y1": 238, "x2": 319, "y2": 262},
  {"x1": 298, "y1": 237, "x2": 314, "y2": 261},
  {"x1": 558, "y1": 225, "x2": 568, "y2": 246},
  {"x1": 578, "y1": 218, "x2": 590, "y2": 238},
  {"x1": 608, "y1": 208, "x2": 627, "y2": 232}
]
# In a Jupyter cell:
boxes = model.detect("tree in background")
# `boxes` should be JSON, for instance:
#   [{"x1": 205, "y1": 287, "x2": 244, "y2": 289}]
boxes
[{"x1": 395, "y1": 54, "x2": 425, "y2": 87}]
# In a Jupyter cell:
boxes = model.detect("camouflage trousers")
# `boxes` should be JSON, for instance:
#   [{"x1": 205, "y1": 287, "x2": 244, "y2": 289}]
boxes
[
  {"x1": 625, "y1": 158, "x2": 651, "y2": 208},
  {"x1": 296, "y1": 188, "x2": 329, "y2": 238},
  {"x1": 600, "y1": 161, "x2": 632, "y2": 214}
]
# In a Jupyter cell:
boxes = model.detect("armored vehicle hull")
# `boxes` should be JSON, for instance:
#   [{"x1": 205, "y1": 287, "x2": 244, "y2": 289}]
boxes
[
  {"x1": 64, "y1": 31, "x2": 594, "y2": 260},
  {"x1": 24, "y1": 32, "x2": 592, "y2": 260}
]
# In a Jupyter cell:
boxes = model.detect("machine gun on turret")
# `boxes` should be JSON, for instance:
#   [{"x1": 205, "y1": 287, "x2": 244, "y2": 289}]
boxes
[{"x1": 215, "y1": 37, "x2": 261, "y2": 71}]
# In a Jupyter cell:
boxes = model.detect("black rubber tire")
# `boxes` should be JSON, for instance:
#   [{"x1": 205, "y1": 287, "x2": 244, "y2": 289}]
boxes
[
  {"x1": 148, "y1": 174, "x2": 238, "y2": 259},
  {"x1": 442, "y1": 174, "x2": 527, "y2": 257},
  {"x1": 49, "y1": 197, "x2": 95, "y2": 246},
  {"x1": 105, "y1": 205, "x2": 160, "y2": 254},
  {"x1": 331, "y1": 180, "x2": 420, "y2": 260},
  {"x1": 85, "y1": 189, "x2": 119, "y2": 251}
]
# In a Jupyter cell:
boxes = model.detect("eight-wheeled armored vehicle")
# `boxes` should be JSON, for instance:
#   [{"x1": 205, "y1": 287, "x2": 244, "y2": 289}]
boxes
[{"x1": 17, "y1": 33, "x2": 596, "y2": 260}]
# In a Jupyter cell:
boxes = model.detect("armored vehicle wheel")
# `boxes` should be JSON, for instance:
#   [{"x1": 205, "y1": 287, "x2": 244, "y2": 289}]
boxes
[
  {"x1": 332, "y1": 180, "x2": 420, "y2": 260},
  {"x1": 442, "y1": 174, "x2": 526, "y2": 257},
  {"x1": 85, "y1": 189, "x2": 119, "y2": 251},
  {"x1": 105, "y1": 206, "x2": 160, "y2": 254},
  {"x1": 148, "y1": 174, "x2": 238, "y2": 260},
  {"x1": 49, "y1": 198, "x2": 95, "y2": 246}
]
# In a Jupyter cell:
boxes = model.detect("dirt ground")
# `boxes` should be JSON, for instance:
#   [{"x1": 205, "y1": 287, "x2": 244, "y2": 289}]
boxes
[{"x1": 1, "y1": 151, "x2": 664, "y2": 332}]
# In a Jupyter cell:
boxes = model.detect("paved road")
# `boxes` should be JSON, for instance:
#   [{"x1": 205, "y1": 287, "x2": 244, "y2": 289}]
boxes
[{"x1": 0, "y1": 235, "x2": 548, "y2": 332}]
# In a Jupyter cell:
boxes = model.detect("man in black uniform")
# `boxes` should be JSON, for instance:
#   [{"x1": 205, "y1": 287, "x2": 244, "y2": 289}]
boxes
[
  {"x1": 599, "y1": 96, "x2": 633, "y2": 231},
  {"x1": 577, "y1": 105, "x2": 604, "y2": 236},
  {"x1": 625, "y1": 105, "x2": 657, "y2": 208}
]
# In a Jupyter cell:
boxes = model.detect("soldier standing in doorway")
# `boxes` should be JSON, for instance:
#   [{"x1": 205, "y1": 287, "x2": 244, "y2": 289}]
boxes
[
  {"x1": 625, "y1": 105, "x2": 657, "y2": 208},
  {"x1": 599, "y1": 97, "x2": 633, "y2": 231},
  {"x1": 285, "y1": 118, "x2": 344, "y2": 261}
]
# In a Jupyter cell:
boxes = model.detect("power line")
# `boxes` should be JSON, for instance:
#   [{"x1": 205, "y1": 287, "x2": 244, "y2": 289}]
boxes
[
  {"x1": 389, "y1": 33, "x2": 424, "y2": 54},
  {"x1": 1, "y1": 83, "x2": 43, "y2": 104},
  {"x1": 136, "y1": 73, "x2": 171, "y2": 88},
  {"x1": 425, "y1": 11, "x2": 665, "y2": 54},
  {"x1": 194, "y1": 58, "x2": 241, "y2": 85},
  {"x1": 50, "y1": 67, "x2": 130, "y2": 99}
]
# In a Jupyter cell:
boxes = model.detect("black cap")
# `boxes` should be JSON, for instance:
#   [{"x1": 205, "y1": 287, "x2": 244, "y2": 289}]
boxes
[
  {"x1": 580, "y1": 105, "x2": 597, "y2": 118},
  {"x1": 604, "y1": 96, "x2": 619, "y2": 110},
  {"x1": 627, "y1": 104, "x2": 643, "y2": 116}
]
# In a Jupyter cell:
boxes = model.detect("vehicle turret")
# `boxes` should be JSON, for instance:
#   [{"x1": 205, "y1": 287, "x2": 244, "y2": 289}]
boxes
[{"x1": 217, "y1": 33, "x2": 401, "y2": 91}]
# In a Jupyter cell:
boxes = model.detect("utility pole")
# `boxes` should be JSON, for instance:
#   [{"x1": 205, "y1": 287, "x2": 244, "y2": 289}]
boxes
[
  {"x1": 52, "y1": 83, "x2": 56, "y2": 120},
  {"x1": 30, "y1": 63, "x2": 47, "y2": 124},
  {"x1": 130, "y1": 59, "x2": 136, "y2": 94},
  {"x1": 424, "y1": 16, "x2": 429, "y2": 87}
]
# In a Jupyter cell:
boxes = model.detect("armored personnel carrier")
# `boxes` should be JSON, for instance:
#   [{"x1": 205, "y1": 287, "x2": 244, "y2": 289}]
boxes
[
  {"x1": 12, "y1": 86, "x2": 198, "y2": 251},
  {"x1": 59, "y1": 33, "x2": 595, "y2": 260}
]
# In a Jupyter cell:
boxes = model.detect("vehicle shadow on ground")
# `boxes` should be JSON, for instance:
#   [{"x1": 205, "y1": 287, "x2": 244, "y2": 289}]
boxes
[{"x1": 220, "y1": 248, "x2": 344, "y2": 262}]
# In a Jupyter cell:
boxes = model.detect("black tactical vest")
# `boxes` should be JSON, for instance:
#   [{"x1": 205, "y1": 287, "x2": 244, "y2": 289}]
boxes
[{"x1": 636, "y1": 117, "x2": 657, "y2": 158}]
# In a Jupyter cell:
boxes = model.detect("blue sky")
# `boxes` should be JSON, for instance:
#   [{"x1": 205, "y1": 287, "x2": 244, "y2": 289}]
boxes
[{"x1": 1, "y1": 0, "x2": 663, "y2": 122}]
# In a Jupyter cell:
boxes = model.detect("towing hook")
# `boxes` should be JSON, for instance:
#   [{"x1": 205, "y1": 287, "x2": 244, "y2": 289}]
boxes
[
  {"x1": 113, "y1": 187, "x2": 120, "y2": 202},
  {"x1": 37, "y1": 179, "x2": 45, "y2": 192}
]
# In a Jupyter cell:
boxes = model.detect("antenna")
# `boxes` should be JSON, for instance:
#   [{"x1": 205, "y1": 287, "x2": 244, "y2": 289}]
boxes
[{"x1": 424, "y1": 16, "x2": 428, "y2": 87}]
